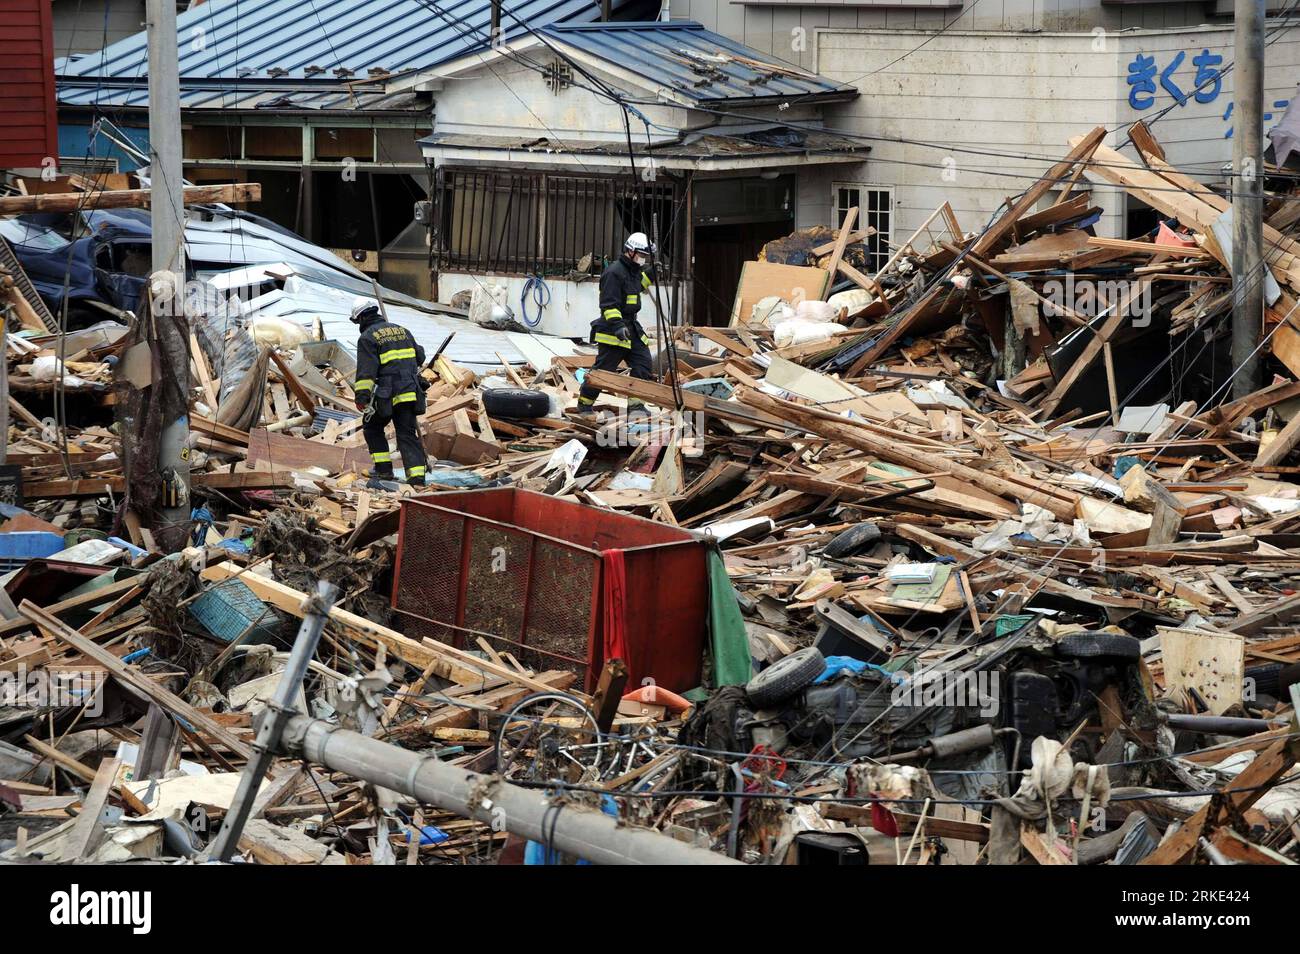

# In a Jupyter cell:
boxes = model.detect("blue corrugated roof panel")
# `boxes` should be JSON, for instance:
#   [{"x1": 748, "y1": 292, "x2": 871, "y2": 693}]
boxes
[
  {"x1": 540, "y1": 22, "x2": 855, "y2": 104},
  {"x1": 57, "y1": 0, "x2": 620, "y2": 108}
]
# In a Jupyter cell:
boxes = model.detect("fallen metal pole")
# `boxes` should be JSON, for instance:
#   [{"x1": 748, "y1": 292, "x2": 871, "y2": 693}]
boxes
[
  {"x1": 276, "y1": 715, "x2": 739, "y2": 866},
  {"x1": 208, "y1": 580, "x2": 339, "y2": 862}
]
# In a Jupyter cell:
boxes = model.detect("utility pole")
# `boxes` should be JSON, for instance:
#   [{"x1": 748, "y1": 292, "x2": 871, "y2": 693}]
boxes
[
  {"x1": 144, "y1": 0, "x2": 191, "y2": 549},
  {"x1": 1232, "y1": 0, "x2": 1266, "y2": 399}
]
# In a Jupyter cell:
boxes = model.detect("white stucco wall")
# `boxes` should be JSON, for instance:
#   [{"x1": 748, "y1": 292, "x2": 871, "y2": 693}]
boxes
[
  {"x1": 435, "y1": 272, "x2": 675, "y2": 339},
  {"x1": 671, "y1": 0, "x2": 1221, "y2": 70},
  {"x1": 809, "y1": 25, "x2": 1300, "y2": 242}
]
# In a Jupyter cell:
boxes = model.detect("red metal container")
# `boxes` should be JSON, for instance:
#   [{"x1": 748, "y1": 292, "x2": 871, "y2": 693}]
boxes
[{"x1": 392, "y1": 488, "x2": 710, "y2": 693}]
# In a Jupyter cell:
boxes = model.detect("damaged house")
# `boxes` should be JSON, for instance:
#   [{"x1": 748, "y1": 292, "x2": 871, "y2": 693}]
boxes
[
  {"x1": 418, "y1": 20, "x2": 863, "y2": 332},
  {"x1": 53, "y1": 0, "x2": 645, "y2": 299}
]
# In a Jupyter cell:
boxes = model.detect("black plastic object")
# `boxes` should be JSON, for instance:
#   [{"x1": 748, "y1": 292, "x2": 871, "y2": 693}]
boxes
[
  {"x1": 1007, "y1": 671, "x2": 1058, "y2": 762},
  {"x1": 1056, "y1": 631, "x2": 1142, "y2": 660},
  {"x1": 813, "y1": 608, "x2": 888, "y2": 664},
  {"x1": 823, "y1": 522, "x2": 882, "y2": 559},
  {"x1": 794, "y1": 832, "x2": 869, "y2": 866},
  {"x1": 746, "y1": 646, "x2": 826, "y2": 708},
  {"x1": 482, "y1": 387, "x2": 550, "y2": 418},
  {"x1": 1245, "y1": 663, "x2": 1282, "y2": 699}
]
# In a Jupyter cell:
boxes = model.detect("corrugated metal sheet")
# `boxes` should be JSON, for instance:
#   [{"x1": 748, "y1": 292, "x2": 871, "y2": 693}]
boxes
[
  {"x1": 541, "y1": 22, "x2": 856, "y2": 104},
  {"x1": 56, "y1": 0, "x2": 621, "y2": 109},
  {"x1": 0, "y1": 0, "x2": 60, "y2": 166}
]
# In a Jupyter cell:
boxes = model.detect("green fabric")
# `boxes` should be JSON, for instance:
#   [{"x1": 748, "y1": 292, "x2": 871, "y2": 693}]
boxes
[{"x1": 707, "y1": 548, "x2": 754, "y2": 687}]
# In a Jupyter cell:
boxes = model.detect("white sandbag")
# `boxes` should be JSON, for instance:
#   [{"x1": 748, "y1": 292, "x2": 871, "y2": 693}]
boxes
[
  {"x1": 773, "y1": 317, "x2": 841, "y2": 348},
  {"x1": 469, "y1": 282, "x2": 511, "y2": 328},
  {"x1": 30, "y1": 355, "x2": 90, "y2": 388},
  {"x1": 749, "y1": 296, "x2": 790, "y2": 328},
  {"x1": 827, "y1": 287, "x2": 875, "y2": 316},
  {"x1": 794, "y1": 298, "x2": 843, "y2": 323},
  {"x1": 249, "y1": 315, "x2": 310, "y2": 349}
]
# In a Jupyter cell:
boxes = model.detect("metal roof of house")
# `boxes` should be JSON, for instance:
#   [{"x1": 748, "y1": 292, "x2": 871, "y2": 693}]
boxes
[
  {"x1": 56, "y1": 0, "x2": 625, "y2": 109},
  {"x1": 538, "y1": 22, "x2": 857, "y2": 105}
]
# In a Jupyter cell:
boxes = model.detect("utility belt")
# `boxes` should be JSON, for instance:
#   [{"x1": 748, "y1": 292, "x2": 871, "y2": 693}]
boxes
[{"x1": 590, "y1": 316, "x2": 650, "y2": 349}]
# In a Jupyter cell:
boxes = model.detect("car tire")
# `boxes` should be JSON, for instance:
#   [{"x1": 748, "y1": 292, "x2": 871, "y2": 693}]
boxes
[
  {"x1": 482, "y1": 387, "x2": 550, "y2": 418},
  {"x1": 1056, "y1": 632, "x2": 1141, "y2": 660},
  {"x1": 823, "y1": 522, "x2": 882, "y2": 559},
  {"x1": 746, "y1": 647, "x2": 826, "y2": 708}
]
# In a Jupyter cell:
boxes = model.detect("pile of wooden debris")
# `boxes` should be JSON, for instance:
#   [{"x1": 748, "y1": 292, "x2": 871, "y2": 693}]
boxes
[{"x1": 3, "y1": 123, "x2": 1300, "y2": 866}]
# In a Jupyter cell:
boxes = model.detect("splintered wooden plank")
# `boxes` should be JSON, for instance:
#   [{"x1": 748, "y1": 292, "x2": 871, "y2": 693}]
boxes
[
  {"x1": 821, "y1": 206, "x2": 857, "y2": 300},
  {"x1": 62, "y1": 757, "x2": 121, "y2": 861},
  {"x1": 0, "y1": 183, "x2": 262, "y2": 214},
  {"x1": 246, "y1": 428, "x2": 371, "y2": 473},
  {"x1": 19, "y1": 602, "x2": 253, "y2": 761}
]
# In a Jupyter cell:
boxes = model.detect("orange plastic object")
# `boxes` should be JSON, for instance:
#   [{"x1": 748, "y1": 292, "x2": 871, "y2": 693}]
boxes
[{"x1": 621, "y1": 684, "x2": 693, "y2": 713}]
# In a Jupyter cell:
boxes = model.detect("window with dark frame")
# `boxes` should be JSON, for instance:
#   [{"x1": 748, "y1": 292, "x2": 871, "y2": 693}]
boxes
[{"x1": 432, "y1": 168, "x2": 682, "y2": 278}]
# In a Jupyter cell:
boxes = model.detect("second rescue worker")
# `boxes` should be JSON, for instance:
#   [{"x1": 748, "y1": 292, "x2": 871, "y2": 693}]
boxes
[
  {"x1": 350, "y1": 298, "x2": 430, "y2": 487},
  {"x1": 574, "y1": 231, "x2": 656, "y2": 417}
]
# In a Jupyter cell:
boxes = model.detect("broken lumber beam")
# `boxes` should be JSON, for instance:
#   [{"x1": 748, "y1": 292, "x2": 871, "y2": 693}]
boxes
[
  {"x1": 0, "y1": 183, "x2": 262, "y2": 214},
  {"x1": 738, "y1": 387, "x2": 1078, "y2": 520},
  {"x1": 1254, "y1": 410, "x2": 1300, "y2": 468},
  {"x1": 1140, "y1": 733, "x2": 1299, "y2": 864},
  {"x1": 23, "y1": 470, "x2": 297, "y2": 497},
  {"x1": 584, "y1": 369, "x2": 789, "y2": 430},
  {"x1": 199, "y1": 562, "x2": 583, "y2": 699},
  {"x1": 19, "y1": 601, "x2": 255, "y2": 761}
]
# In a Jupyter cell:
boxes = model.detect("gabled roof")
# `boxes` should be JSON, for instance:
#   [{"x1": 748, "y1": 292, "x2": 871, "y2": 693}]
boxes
[
  {"x1": 537, "y1": 22, "x2": 856, "y2": 106},
  {"x1": 56, "y1": 0, "x2": 628, "y2": 109}
]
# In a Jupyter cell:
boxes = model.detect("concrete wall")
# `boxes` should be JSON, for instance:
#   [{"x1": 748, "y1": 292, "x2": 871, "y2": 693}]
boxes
[
  {"x1": 805, "y1": 25, "x2": 1300, "y2": 242},
  {"x1": 669, "y1": 0, "x2": 1218, "y2": 68}
]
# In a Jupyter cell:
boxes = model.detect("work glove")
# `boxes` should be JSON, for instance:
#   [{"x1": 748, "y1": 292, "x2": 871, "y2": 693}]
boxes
[
  {"x1": 354, "y1": 399, "x2": 367, "y2": 413},
  {"x1": 615, "y1": 321, "x2": 631, "y2": 342}
]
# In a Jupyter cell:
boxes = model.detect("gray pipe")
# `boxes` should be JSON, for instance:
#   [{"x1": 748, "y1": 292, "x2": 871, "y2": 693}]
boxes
[
  {"x1": 1163, "y1": 713, "x2": 1284, "y2": 735},
  {"x1": 279, "y1": 715, "x2": 739, "y2": 866}
]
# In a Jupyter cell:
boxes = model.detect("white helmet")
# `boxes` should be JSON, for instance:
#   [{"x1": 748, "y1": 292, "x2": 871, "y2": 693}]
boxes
[
  {"x1": 624, "y1": 232, "x2": 655, "y2": 257},
  {"x1": 349, "y1": 296, "x2": 380, "y2": 324}
]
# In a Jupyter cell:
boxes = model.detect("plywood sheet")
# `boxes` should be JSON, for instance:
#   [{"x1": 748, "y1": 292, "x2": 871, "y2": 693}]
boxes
[{"x1": 729, "y1": 261, "x2": 831, "y2": 328}]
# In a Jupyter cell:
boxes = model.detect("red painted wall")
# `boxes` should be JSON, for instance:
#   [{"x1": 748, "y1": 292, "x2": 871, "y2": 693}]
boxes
[{"x1": 0, "y1": 0, "x2": 60, "y2": 169}]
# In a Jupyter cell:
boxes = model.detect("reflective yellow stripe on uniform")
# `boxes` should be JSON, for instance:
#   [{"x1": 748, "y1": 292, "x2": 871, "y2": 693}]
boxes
[
  {"x1": 407, "y1": 465, "x2": 426, "y2": 477},
  {"x1": 379, "y1": 347, "x2": 417, "y2": 364},
  {"x1": 392, "y1": 391, "x2": 417, "y2": 404},
  {"x1": 354, "y1": 378, "x2": 374, "y2": 391},
  {"x1": 641, "y1": 272, "x2": 651, "y2": 289},
  {"x1": 594, "y1": 332, "x2": 630, "y2": 348},
  {"x1": 371, "y1": 451, "x2": 392, "y2": 463},
  {"x1": 602, "y1": 308, "x2": 622, "y2": 320},
  {"x1": 625, "y1": 294, "x2": 638, "y2": 305}
]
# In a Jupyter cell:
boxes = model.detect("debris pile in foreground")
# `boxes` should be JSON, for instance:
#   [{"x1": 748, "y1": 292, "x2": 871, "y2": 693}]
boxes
[{"x1": 2, "y1": 125, "x2": 1299, "y2": 865}]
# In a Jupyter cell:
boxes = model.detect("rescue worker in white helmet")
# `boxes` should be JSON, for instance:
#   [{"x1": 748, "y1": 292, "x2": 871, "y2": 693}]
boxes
[
  {"x1": 350, "y1": 297, "x2": 429, "y2": 487},
  {"x1": 574, "y1": 232, "x2": 656, "y2": 417}
]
